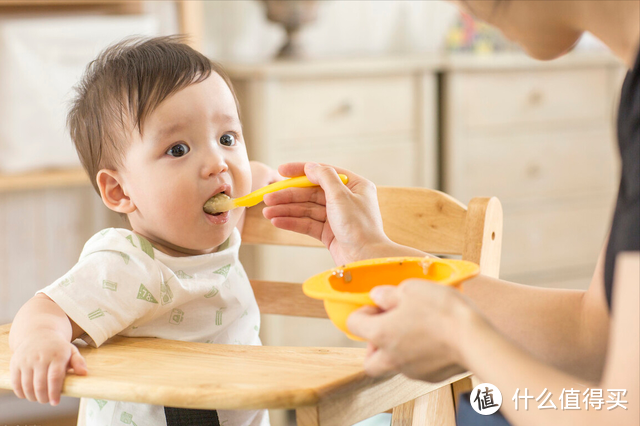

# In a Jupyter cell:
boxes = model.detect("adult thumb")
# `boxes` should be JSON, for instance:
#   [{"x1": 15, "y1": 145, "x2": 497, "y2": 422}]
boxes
[
  {"x1": 304, "y1": 163, "x2": 347, "y2": 197},
  {"x1": 370, "y1": 285, "x2": 401, "y2": 311}
]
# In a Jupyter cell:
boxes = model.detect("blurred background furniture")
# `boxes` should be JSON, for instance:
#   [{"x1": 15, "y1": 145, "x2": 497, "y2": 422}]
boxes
[
  {"x1": 0, "y1": 1, "x2": 626, "y2": 425},
  {"x1": 442, "y1": 54, "x2": 623, "y2": 289}
]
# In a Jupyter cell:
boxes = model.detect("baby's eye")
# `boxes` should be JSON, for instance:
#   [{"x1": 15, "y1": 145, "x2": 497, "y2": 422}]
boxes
[
  {"x1": 166, "y1": 143, "x2": 190, "y2": 157},
  {"x1": 219, "y1": 133, "x2": 236, "y2": 147}
]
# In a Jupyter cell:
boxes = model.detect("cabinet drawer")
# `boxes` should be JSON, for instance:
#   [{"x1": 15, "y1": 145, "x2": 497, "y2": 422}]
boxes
[
  {"x1": 271, "y1": 76, "x2": 415, "y2": 141},
  {"x1": 499, "y1": 199, "x2": 614, "y2": 276},
  {"x1": 451, "y1": 68, "x2": 611, "y2": 130},
  {"x1": 445, "y1": 128, "x2": 619, "y2": 203},
  {"x1": 272, "y1": 135, "x2": 417, "y2": 187}
]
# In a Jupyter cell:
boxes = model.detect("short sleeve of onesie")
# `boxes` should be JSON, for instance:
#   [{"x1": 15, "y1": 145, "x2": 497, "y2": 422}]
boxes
[{"x1": 40, "y1": 228, "x2": 163, "y2": 347}]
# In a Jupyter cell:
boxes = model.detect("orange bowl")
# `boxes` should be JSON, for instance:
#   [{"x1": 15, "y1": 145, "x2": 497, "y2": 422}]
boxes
[{"x1": 302, "y1": 257, "x2": 480, "y2": 340}]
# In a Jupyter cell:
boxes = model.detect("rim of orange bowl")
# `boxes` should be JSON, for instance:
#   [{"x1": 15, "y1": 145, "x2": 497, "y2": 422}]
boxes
[{"x1": 302, "y1": 257, "x2": 480, "y2": 305}]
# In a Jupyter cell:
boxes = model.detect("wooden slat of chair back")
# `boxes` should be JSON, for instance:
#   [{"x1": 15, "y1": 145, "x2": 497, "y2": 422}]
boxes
[
  {"x1": 243, "y1": 187, "x2": 468, "y2": 252},
  {"x1": 244, "y1": 187, "x2": 503, "y2": 318}
]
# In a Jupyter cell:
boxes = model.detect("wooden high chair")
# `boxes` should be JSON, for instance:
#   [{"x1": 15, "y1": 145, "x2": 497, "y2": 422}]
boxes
[{"x1": 0, "y1": 187, "x2": 502, "y2": 426}]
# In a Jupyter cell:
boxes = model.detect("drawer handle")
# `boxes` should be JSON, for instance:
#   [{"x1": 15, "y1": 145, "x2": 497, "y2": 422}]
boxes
[
  {"x1": 335, "y1": 101, "x2": 353, "y2": 115},
  {"x1": 528, "y1": 90, "x2": 544, "y2": 106},
  {"x1": 526, "y1": 163, "x2": 541, "y2": 178}
]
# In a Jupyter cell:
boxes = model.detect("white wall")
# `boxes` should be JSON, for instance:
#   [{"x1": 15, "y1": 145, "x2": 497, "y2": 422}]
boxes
[{"x1": 203, "y1": 0, "x2": 459, "y2": 61}]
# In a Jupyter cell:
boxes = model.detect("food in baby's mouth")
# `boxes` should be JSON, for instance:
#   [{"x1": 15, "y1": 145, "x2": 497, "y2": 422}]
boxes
[{"x1": 204, "y1": 193, "x2": 231, "y2": 215}]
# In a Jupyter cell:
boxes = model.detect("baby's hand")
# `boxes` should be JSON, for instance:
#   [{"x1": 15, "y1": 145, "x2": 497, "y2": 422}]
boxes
[
  {"x1": 249, "y1": 161, "x2": 282, "y2": 192},
  {"x1": 9, "y1": 332, "x2": 87, "y2": 405}
]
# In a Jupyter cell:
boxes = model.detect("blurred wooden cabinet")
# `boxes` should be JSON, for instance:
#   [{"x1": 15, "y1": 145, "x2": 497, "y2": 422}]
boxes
[
  {"x1": 442, "y1": 54, "x2": 624, "y2": 289},
  {"x1": 228, "y1": 55, "x2": 626, "y2": 346},
  {"x1": 225, "y1": 57, "x2": 442, "y2": 348}
]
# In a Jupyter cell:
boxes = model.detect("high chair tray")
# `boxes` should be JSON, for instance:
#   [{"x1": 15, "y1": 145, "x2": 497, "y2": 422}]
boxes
[{"x1": 0, "y1": 323, "x2": 468, "y2": 414}]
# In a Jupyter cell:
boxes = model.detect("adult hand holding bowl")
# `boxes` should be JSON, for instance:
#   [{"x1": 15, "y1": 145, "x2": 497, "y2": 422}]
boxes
[{"x1": 302, "y1": 257, "x2": 479, "y2": 340}]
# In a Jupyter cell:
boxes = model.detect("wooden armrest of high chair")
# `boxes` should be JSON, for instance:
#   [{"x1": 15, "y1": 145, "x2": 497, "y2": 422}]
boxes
[{"x1": 0, "y1": 323, "x2": 468, "y2": 425}]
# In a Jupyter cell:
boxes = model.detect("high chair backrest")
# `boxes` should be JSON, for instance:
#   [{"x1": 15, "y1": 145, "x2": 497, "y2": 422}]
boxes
[
  {"x1": 242, "y1": 187, "x2": 503, "y2": 318},
  {"x1": 74, "y1": 187, "x2": 502, "y2": 425}
]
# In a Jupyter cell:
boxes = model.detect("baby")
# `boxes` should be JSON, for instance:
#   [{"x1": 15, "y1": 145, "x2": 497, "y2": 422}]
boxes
[{"x1": 8, "y1": 36, "x2": 274, "y2": 426}]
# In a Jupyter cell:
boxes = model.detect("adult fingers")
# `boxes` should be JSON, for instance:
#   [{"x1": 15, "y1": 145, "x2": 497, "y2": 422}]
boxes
[
  {"x1": 369, "y1": 286, "x2": 401, "y2": 311},
  {"x1": 33, "y1": 364, "x2": 50, "y2": 404},
  {"x1": 263, "y1": 203, "x2": 327, "y2": 222},
  {"x1": 269, "y1": 217, "x2": 325, "y2": 241},
  {"x1": 277, "y1": 162, "x2": 307, "y2": 178},
  {"x1": 304, "y1": 163, "x2": 349, "y2": 198},
  {"x1": 277, "y1": 161, "x2": 372, "y2": 197},
  {"x1": 346, "y1": 305, "x2": 384, "y2": 341},
  {"x1": 263, "y1": 186, "x2": 326, "y2": 207},
  {"x1": 366, "y1": 342, "x2": 377, "y2": 358},
  {"x1": 363, "y1": 347, "x2": 399, "y2": 378}
]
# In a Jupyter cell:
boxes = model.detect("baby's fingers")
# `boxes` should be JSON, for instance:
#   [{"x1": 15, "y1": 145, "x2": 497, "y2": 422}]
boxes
[
  {"x1": 47, "y1": 357, "x2": 68, "y2": 406},
  {"x1": 33, "y1": 364, "x2": 50, "y2": 404},
  {"x1": 69, "y1": 346, "x2": 87, "y2": 376},
  {"x1": 9, "y1": 363, "x2": 25, "y2": 399},
  {"x1": 20, "y1": 367, "x2": 35, "y2": 402}
]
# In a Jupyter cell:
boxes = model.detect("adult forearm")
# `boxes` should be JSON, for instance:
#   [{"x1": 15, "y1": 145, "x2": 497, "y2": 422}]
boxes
[
  {"x1": 459, "y1": 314, "x2": 634, "y2": 426},
  {"x1": 9, "y1": 295, "x2": 73, "y2": 351},
  {"x1": 461, "y1": 274, "x2": 606, "y2": 381}
]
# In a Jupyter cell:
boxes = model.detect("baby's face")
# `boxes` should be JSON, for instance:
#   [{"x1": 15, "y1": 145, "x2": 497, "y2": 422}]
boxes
[{"x1": 119, "y1": 73, "x2": 251, "y2": 255}]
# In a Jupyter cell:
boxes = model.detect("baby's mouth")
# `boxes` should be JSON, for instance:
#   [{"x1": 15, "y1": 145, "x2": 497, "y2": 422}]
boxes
[{"x1": 204, "y1": 191, "x2": 230, "y2": 216}]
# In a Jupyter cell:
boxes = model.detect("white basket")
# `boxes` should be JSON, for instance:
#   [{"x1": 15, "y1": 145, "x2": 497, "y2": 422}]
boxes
[{"x1": 0, "y1": 15, "x2": 159, "y2": 173}]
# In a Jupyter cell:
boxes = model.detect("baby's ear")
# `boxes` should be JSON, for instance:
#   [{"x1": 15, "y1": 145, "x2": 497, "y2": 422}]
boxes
[{"x1": 96, "y1": 169, "x2": 136, "y2": 214}]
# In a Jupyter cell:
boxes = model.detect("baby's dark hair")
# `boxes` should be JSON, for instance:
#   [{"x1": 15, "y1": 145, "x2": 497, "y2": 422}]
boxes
[{"x1": 67, "y1": 35, "x2": 239, "y2": 194}]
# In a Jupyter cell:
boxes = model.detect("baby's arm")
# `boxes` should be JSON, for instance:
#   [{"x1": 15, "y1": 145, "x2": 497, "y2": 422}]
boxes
[{"x1": 9, "y1": 293, "x2": 87, "y2": 406}]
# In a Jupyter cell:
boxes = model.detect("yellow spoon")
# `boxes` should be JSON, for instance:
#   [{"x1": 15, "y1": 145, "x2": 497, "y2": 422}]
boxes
[{"x1": 203, "y1": 174, "x2": 349, "y2": 214}]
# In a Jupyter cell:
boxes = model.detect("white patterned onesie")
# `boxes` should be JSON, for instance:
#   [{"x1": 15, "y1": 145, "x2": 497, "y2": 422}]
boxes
[{"x1": 39, "y1": 227, "x2": 268, "y2": 426}]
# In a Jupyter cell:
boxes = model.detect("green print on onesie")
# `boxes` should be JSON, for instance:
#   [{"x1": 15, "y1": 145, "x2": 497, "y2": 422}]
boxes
[
  {"x1": 136, "y1": 235, "x2": 155, "y2": 259},
  {"x1": 170, "y1": 308, "x2": 184, "y2": 325},
  {"x1": 88, "y1": 308, "x2": 105, "y2": 320},
  {"x1": 99, "y1": 229, "x2": 110, "y2": 236},
  {"x1": 94, "y1": 399, "x2": 108, "y2": 410},
  {"x1": 175, "y1": 270, "x2": 193, "y2": 279},
  {"x1": 136, "y1": 284, "x2": 158, "y2": 304},
  {"x1": 215, "y1": 307, "x2": 225, "y2": 326},
  {"x1": 214, "y1": 264, "x2": 231, "y2": 278},
  {"x1": 59, "y1": 275, "x2": 74, "y2": 287},
  {"x1": 102, "y1": 280, "x2": 117, "y2": 291},
  {"x1": 160, "y1": 280, "x2": 174, "y2": 305},
  {"x1": 204, "y1": 285, "x2": 219, "y2": 298},
  {"x1": 120, "y1": 411, "x2": 138, "y2": 426},
  {"x1": 120, "y1": 252, "x2": 130, "y2": 265},
  {"x1": 125, "y1": 235, "x2": 137, "y2": 248}
]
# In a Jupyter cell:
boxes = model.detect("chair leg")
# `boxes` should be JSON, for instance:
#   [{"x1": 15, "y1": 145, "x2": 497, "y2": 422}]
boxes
[
  {"x1": 451, "y1": 376, "x2": 474, "y2": 413},
  {"x1": 77, "y1": 398, "x2": 87, "y2": 426},
  {"x1": 296, "y1": 406, "x2": 320, "y2": 426},
  {"x1": 391, "y1": 399, "x2": 415, "y2": 426},
  {"x1": 392, "y1": 385, "x2": 456, "y2": 426}
]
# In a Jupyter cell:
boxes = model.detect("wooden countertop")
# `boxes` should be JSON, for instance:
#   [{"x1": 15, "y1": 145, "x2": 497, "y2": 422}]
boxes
[
  {"x1": 0, "y1": 168, "x2": 89, "y2": 193},
  {"x1": 223, "y1": 51, "x2": 621, "y2": 79}
]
